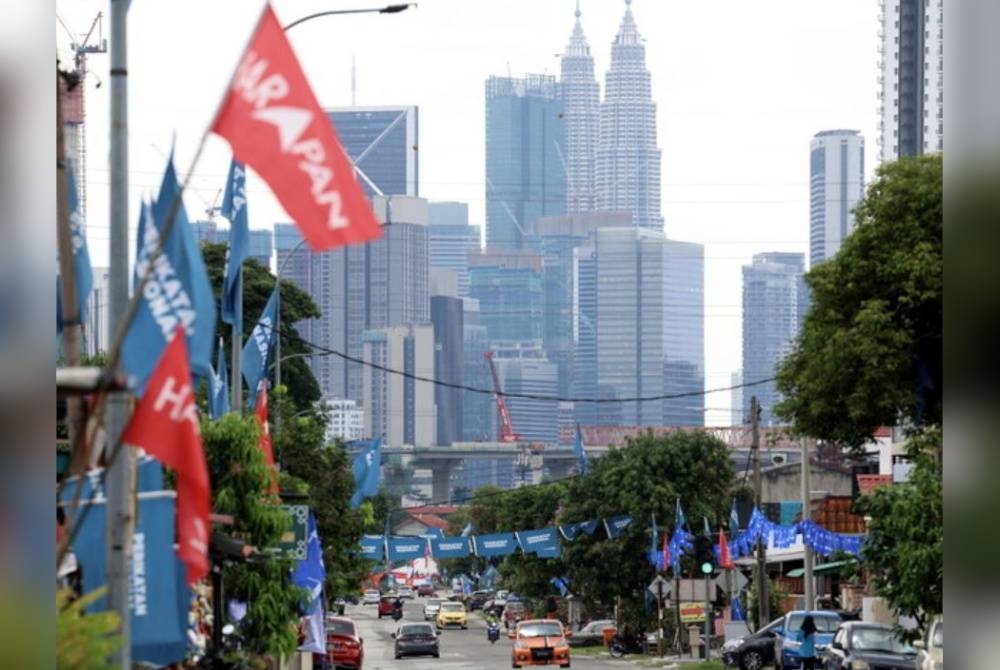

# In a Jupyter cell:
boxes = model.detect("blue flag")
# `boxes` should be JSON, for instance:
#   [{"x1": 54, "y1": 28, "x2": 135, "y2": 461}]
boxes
[
  {"x1": 731, "y1": 596, "x2": 745, "y2": 621},
  {"x1": 349, "y1": 437, "x2": 383, "y2": 509},
  {"x1": 122, "y1": 157, "x2": 216, "y2": 390},
  {"x1": 358, "y1": 535, "x2": 385, "y2": 562},
  {"x1": 388, "y1": 536, "x2": 425, "y2": 562},
  {"x1": 559, "y1": 519, "x2": 599, "y2": 541},
  {"x1": 573, "y1": 423, "x2": 588, "y2": 475},
  {"x1": 473, "y1": 532, "x2": 518, "y2": 557},
  {"x1": 460, "y1": 522, "x2": 474, "y2": 537},
  {"x1": 208, "y1": 338, "x2": 230, "y2": 419},
  {"x1": 704, "y1": 516, "x2": 712, "y2": 537},
  {"x1": 430, "y1": 536, "x2": 471, "y2": 559},
  {"x1": 648, "y1": 515, "x2": 663, "y2": 569},
  {"x1": 242, "y1": 286, "x2": 279, "y2": 408},
  {"x1": 604, "y1": 515, "x2": 633, "y2": 539},
  {"x1": 517, "y1": 528, "x2": 559, "y2": 554},
  {"x1": 292, "y1": 512, "x2": 326, "y2": 612},
  {"x1": 730, "y1": 499, "x2": 740, "y2": 538},
  {"x1": 56, "y1": 160, "x2": 93, "y2": 339},
  {"x1": 669, "y1": 499, "x2": 693, "y2": 573},
  {"x1": 220, "y1": 159, "x2": 249, "y2": 330}
]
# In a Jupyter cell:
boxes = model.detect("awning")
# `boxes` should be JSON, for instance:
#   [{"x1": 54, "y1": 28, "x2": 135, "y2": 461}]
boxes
[{"x1": 785, "y1": 560, "x2": 855, "y2": 578}]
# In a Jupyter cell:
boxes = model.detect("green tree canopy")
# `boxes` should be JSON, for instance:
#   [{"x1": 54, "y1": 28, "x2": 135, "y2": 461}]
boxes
[
  {"x1": 775, "y1": 154, "x2": 942, "y2": 448},
  {"x1": 201, "y1": 241, "x2": 322, "y2": 409}
]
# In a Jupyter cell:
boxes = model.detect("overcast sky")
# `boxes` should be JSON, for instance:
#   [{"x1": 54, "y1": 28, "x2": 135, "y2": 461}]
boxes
[{"x1": 58, "y1": 0, "x2": 878, "y2": 426}]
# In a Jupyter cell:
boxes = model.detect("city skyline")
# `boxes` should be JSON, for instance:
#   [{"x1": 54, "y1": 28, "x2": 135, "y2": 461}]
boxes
[{"x1": 63, "y1": 0, "x2": 883, "y2": 426}]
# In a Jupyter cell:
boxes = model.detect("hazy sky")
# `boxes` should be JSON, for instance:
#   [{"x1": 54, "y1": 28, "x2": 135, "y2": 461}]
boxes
[{"x1": 58, "y1": 0, "x2": 878, "y2": 426}]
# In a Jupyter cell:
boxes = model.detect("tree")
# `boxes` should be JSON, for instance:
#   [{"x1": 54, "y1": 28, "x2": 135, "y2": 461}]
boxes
[
  {"x1": 559, "y1": 431, "x2": 734, "y2": 628},
  {"x1": 854, "y1": 427, "x2": 942, "y2": 636},
  {"x1": 201, "y1": 414, "x2": 304, "y2": 659},
  {"x1": 200, "y1": 241, "x2": 322, "y2": 410},
  {"x1": 775, "y1": 154, "x2": 942, "y2": 449}
]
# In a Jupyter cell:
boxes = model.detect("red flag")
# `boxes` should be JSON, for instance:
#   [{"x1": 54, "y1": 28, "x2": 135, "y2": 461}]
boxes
[
  {"x1": 211, "y1": 3, "x2": 383, "y2": 251},
  {"x1": 122, "y1": 329, "x2": 210, "y2": 585},
  {"x1": 254, "y1": 382, "x2": 279, "y2": 494},
  {"x1": 719, "y1": 528, "x2": 733, "y2": 569},
  {"x1": 662, "y1": 533, "x2": 670, "y2": 570}
]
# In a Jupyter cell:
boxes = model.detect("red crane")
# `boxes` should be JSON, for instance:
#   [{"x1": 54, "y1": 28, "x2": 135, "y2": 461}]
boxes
[{"x1": 484, "y1": 351, "x2": 521, "y2": 443}]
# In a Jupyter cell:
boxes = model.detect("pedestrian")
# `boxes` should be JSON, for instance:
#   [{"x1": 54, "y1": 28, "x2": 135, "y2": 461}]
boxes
[{"x1": 797, "y1": 615, "x2": 818, "y2": 670}]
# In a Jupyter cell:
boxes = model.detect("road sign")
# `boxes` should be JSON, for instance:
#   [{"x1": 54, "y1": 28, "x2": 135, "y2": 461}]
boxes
[
  {"x1": 677, "y1": 578, "x2": 710, "y2": 601},
  {"x1": 648, "y1": 575, "x2": 671, "y2": 598},
  {"x1": 716, "y1": 570, "x2": 749, "y2": 594}
]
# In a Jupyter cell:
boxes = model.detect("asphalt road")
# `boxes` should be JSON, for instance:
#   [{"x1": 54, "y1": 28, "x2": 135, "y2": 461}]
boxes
[{"x1": 342, "y1": 596, "x2": 624, "y2": 670}]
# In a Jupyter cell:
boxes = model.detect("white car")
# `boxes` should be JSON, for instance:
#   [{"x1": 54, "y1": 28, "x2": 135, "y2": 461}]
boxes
[
  {"x1": 915, "y1": 616, "x2": 943, "y2": 670},
  {"x1": 423, "y1": 598, "x2": 443, "y2": 621},
  {"x1": 362, "y1": 589, "x2": 381, "y2": 605},
  {"x1": 397, "y1": 586, "x2": 415, "y2": 600}
]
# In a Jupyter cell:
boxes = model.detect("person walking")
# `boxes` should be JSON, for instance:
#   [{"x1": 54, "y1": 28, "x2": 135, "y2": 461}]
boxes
[{"x1": 798, "y1": 614, "x2": 818, "y2": 669}]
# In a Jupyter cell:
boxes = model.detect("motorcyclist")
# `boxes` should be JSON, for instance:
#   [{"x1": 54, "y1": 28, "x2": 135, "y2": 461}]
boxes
[{"x1": 392, "y1": 596, "x2": 404, "y2": 620}]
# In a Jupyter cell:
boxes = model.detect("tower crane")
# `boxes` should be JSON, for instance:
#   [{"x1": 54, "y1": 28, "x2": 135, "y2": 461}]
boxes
[{"x1": 484, "y1": 351, "x2": 521, "y2": 443}]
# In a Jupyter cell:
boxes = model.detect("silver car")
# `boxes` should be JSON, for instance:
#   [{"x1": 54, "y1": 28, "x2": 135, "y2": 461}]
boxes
[{"x1": 423, "y1": 598, "x2": 443, "y2": 621}]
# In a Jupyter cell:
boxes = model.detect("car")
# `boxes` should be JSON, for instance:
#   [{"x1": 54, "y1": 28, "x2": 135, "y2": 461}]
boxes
[
  {"x1": 393, "y1": 622, "x2": 440, "y2": 659},
  {"x1": 722, "y1": 616, "x2": 784, "y2": 670},
  {"x1": 774, "y1": 610, "x2": 844, "y2": 670},
  {"x1": 503, "y1": 601, "x2": 528, "y2": 630},
  {"x1": 417, "y1": 582, "x2": 436, "y2": 597},
  {"x1": 378, "y1": 596, "x2": 401, "y2": 619},
  {"x1": 568, "y1": 619, "x2": 616, "y2": 648},
  {"x1": 361, "y1": 589, "x2": 381, "y2": 606},
  {"x1": 914, "y1": 616, "x2": 942, "y2": 670},
  {"x1": 397, "y1": 586, "x2": 415, "y2": 600},
  {"x1": 423, "y1": 598, "x2": 443, "y2": 621},
  {"x1": 509, "y1": 618, "x2": 572, "y2": 668},
  {"x1": 313, "y1": 616, "x2": 363, "y2": 670},
  {"x1": 436, "y1": 601, "x2": 468, "y2": 629},
  {"x1": 483, "y1": 599, "x2": 505, "y2": 618},
  {"x1": 823, "y1": 621, "x2": 918, "y2": 670},
  {"x1": 468, "y1": 590, "x2": 494, "y2": 611}
]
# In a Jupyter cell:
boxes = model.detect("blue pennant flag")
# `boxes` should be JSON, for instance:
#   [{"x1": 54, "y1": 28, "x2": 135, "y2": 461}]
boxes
[
  {"x1": 604, "y1": 515, "x2": 633, "y2": 539},
  {"x1": 242, "y1": 285, "x2": 279, "y2": 408},
  {"x1": 460, "y1": 522, "x2": 474, "y2": 537},
  {"x1": 220, "y1": 159, "x2": 249, "y2": 330},
  {"x1": 730, "y1": 498, "x2": 740, "y2": 538},
  {"x1": 208, "y1": 338, "x2": 230, "y2": 419},
  {"x1": 56, "y1": 160, "x2": 93, "y2": 340},
  {"x1": 349, "y1": 437, "x2": 383, "y2": 509},
  {"x1": 517, "y1": 528, "x2": 559, "y2": 554},
  {"x1": 472, "y1": 532, "x2": 518, "y2": 557},
  {"x1": 559, "y1": 519, "x2": 599, "y2": 541},
  {"x1": 358, "y1": 535, "x2": 385, "y2": 562},
  {"x1": 122, "y1": 156, "x2": 216, "y2": 390},
  {"x1": 387, "y1": 536, "x2": 425, "y2": 562},
  {"x1": 731, "y1": 596, "x2": 745, "y2": 621},
  {"x1": 648, "y1": 515, "x2": 663, "y2": 569},
  {"x1": 669, "y1": 499, "x2": 693, "y2": 573},
  {"x1": 430, "y1": 536, "x2": 471, "y2": 559},
  {"x1": 573, "y1": 423, "x2": 588, "y2": 475},
  {"x1": 482, "y1": 565, "x2": 499, "y2": 590},
  {"x1": 550, "y1": 576, "x2": 571, "y2": 597},
  {"x1": 292, "y1": 512, "x2": 326, "y2": 613},
  {"x1": 704, "y1": 516, "x2": 712, "y2": 537},
  {"x1": 675, "y1": 498, "x2": 688, "y2": 534},
  {"x1": 535, "y1": 543, "x2": 561, "y2": 559}
]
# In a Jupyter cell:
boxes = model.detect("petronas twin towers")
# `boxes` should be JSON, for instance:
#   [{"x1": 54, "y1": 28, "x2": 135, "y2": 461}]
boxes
[{"x1": 562, "y1": 0, "x2": 663, "y2": 232}]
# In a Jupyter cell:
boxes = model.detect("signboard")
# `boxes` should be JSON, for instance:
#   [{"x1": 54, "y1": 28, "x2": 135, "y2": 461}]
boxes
[
  {"x1": 648, "y1": 575, "x2": 671, "y2": 598},
  {"x1": 716, "y1": 570, "x2": 749, "y2": 594},
  {"x1": 679, "y1": 602, "x2": 707, "y2": 623},
  {"x1": 272, "y1": 505, "x2": 309, "y2": 560},
  {"x1": 677, "y1": 578, "x2": 710, "y2": 601}
]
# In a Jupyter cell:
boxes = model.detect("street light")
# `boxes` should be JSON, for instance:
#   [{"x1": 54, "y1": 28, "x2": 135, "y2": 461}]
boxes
[{"x1": 283, "y1": 3, "x2": 417, "y2": 31}]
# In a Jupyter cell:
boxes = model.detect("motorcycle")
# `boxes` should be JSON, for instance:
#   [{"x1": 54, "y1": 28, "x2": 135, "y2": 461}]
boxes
[
  {"x1": 391, "y1": 603, "x2": 404, "y2": 621},
  {"x1": 487, "y1": 621, "x2": 501, "y2": 644},
  {"x1": 609, "y1": 631, "x2": 646, "y2": 658}
]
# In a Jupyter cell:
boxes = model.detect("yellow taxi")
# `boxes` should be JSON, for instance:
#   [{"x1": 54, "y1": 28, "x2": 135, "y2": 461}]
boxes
[
  {"x1": 435, "y1": 600, "x2": 468, "y2": 629},
  {"x1": 509, "y1": 619, "x2": 571, "y2": 668}
]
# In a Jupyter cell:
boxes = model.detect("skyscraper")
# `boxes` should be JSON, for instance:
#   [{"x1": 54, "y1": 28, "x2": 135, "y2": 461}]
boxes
[
  {"x1": 431, "y1": 287, "x2": 464, "y2": 446},
  {"x1": 492, "y1": 343, "x2": 560, "y2": 444},
  {"x1": 279, "y1": 197, "x2": 430, "y2": 402},
  {"x1": 361, "y1": 324, "x2": 436, "y2": 446},
  {"x1": 462, "y1": 300, "x2": 496, "y2": 442},
  {"x1": 328, "y1": 106, "x2": 419, "y2": 199},
  {"x1": 662, "y1": 239, "x2": 705, "y2": 426},
  {"x1": 596, "y1": 0, "x2": 662, "y2": 232},
  {"x1": 560, "y1": 1, "x2": 600, "y2": 213},
  {"x1": 485, "y1": 75, "x2": 566, "y2": 250},
  {"x1": 810, "y1": 130, "x2": 865, "y2": 268},
  {"x1": 741, "y1": 253, "x2": 808, "y2": 427},
  {"x1": 878, "y1": 0, "x2": 943, "y2": 162},
  {"x1": 468, "y1": 250, "x2": 545, "y2": 344},
  {"x1": 193, "y1": 220, "x2": 273, "y2": 267},
  {"x1": 429, "y1": 202, "x2": 481, "y2": 297}
]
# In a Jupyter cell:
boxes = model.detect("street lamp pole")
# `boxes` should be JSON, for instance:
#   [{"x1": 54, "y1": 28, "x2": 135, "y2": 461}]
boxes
[{"x1": 282, "y1": 4, "x2": 417, "y2": 31}]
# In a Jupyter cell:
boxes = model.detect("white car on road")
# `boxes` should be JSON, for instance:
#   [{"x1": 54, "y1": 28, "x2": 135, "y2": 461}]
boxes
[{"x1": 362, "y1": 589, "x2": 381, "y2": 605}]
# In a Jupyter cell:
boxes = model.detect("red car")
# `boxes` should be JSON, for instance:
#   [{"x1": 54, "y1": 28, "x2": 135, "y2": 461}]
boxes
[
  {"x1": 378, "y1": 596, "x2": 401, "y2": 619},
  {"x1": 314, "y1": 616, "x2": 363, "y2": 670}
]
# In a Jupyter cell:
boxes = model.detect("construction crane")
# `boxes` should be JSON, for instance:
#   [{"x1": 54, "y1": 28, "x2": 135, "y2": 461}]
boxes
[{"x1": 484, "y1": 351, "x2": 521, "y2": 443}]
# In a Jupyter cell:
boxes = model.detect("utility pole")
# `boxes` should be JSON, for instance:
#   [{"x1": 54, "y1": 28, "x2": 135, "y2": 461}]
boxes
[
  {"x1": 801, "y1": 437, "x2": 815, "y2": 610},
  {"x1": 231, "y1": 268, "x2": 243, "y2": 410},
  {"x1": 105, "y1": 1, "x2": 133, "y2": 667},
  {"x1": 751, "y1": 396, "x2": 769, "y2": 626}
]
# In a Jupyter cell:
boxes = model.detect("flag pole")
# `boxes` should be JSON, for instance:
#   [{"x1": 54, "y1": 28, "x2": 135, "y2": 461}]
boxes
[{"x1": 232, "y1": 266, "x2": 243, "y2": 410}]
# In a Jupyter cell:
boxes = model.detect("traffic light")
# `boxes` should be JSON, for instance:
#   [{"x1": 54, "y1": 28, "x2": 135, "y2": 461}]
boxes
[{"x1": 693, "y1": 534, "x2": 715, "y2": 575}]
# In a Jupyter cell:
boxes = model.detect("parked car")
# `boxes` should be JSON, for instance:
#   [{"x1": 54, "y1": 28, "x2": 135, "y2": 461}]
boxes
[
  {"x1": 417, "y1": 582, "x2": 436, "y2": 597},
  {"x1": 392, "y1": 622, "x2": 440, "y2": 659},
  {"x1": 823, "y1": 621, "x2": 918, "y2": 670},
  {"x1": 914, "y1": 616, "x2": 942, "y2": 670},
  {"x1": 503, "y1": 601, "x2": 528, "y2": 630},
  {"x1": 509, "y1": 619, "x2": 571, "y2": 668},
  {"x1": 436, "y1": 600, "x2": 468, "y2": 629},
  {"x1": 775, "y1": 610, "x2": 844, "y2": 670},
  {"x1": 468, "y1": 590, "x2": 494, "y2": 611},
  {"x1": 423, "y1": 598, "x2": 443, "y2": 621},
  {"x1": 568, "y1": 619, "x2": 616, "y2": 648},
  {"x1": 361, "y1": 589, "x2": 381, "y2": 606},
  {"x1": 313, "y1": 616, "x2": 363, "y2": 670},
  {"x1": 722, "y1": 616, "x2": 784, "y2": 670},
  {"x1": 397, "y1": 586, "x2": 415, "y2": 600},
  {"x1": 378, "y1": 596, "x2": 401, "y2": 619}
]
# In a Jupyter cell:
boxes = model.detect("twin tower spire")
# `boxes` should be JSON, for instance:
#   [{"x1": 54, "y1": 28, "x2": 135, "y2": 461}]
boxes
[{"x1": 561, "y1": 0, "x2": 662, "y2": 232}]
